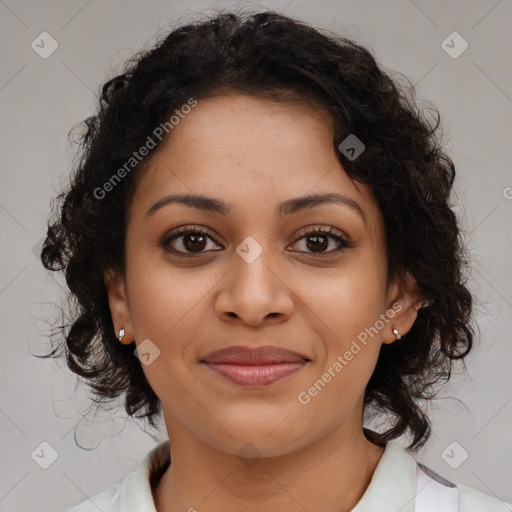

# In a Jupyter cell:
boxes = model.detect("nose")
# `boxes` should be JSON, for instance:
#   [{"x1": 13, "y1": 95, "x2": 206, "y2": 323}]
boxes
[{"x1": 214, "y1": 241, "x2": 295, "y2": 327}]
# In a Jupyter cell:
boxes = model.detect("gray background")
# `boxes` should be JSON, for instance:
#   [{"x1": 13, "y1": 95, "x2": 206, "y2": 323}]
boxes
[{"x1": 1, "y1": 0, "x2": 511, "y2": 510}]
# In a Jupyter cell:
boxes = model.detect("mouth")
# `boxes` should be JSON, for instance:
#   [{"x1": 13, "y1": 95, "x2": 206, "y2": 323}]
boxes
[{"x1": 200, "y1": 345, "x2": 310, "y2": 386}]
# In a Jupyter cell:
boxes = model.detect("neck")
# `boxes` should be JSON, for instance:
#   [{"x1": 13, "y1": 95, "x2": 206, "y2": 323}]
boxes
[{"x1": 153, "y1": 416, "x2": 385, "y2": 512}]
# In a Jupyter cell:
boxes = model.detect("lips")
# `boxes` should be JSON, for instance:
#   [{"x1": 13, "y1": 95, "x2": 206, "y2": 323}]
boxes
[
  {"x1": 201, "y1": 345, "x2": 309, "y2": 365},
  {"x1": 200, "y1": 345, "x2": 310, "y2": 386}
]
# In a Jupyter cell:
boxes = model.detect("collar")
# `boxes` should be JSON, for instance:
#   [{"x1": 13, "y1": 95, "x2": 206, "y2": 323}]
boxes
[
  {"x1": 118, "y1": 439, "x2": 417, "y2": 511},
  {"x1": 116, "y1": 439, "x2": 170, "y2": 511},
  {"x1": 351, "y1": 442, "x2": 417, "y2": 511}
]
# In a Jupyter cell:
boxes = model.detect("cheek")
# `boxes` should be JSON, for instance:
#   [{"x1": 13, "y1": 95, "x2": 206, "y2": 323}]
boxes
[
  {"x1": 297, "y1": 277, "x2": 384, "y2": 418},
  {"x1": 299, "y1": 258, "x2": 388, "y2": 343},
  {"x1": 125, "y1": 263, "x2": 212, "y2": 403},
  {"x1": 294, "y1": 255, "x2": 387, "y2": 398},
  {"x1": 126, "y1": 245, "x2": 217, "y2": 343}
]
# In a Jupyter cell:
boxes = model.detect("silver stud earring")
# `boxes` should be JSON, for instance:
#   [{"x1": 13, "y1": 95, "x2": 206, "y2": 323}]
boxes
[
  {"x1": 392, "y1": 325, "x2": 401, "y2": 340},
  {"x1": 118, "y1": 328, "x2": 125, "y2": 342}
]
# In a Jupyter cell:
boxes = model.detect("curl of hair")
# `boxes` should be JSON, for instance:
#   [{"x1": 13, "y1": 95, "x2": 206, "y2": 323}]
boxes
[{"x1": 40, "y1": 9, "x2": 474, "y2": 450}]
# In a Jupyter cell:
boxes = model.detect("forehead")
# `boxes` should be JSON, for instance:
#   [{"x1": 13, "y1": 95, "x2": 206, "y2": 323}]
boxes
[
  {"x1": 160, "y1": 93, "x2": 335, "y2": 164},
  {"x1": 131, "y1": 94, "x2": 380, "y2": 231}
]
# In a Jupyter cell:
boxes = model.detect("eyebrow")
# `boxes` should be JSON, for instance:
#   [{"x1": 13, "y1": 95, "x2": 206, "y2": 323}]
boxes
[{"x1": 146, "y1": 192, "x2": 367, "y2": 225}]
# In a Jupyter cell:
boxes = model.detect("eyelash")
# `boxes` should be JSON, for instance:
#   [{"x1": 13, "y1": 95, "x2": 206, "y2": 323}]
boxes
[{"x1": 160, "y1": 225, "x2": 354, "y2": 258}]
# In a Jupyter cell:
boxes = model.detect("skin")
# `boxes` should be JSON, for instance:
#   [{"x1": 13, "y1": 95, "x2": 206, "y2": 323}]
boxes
[{"x1": 105, "y1": 93, "x2": 423, "y2": 512}]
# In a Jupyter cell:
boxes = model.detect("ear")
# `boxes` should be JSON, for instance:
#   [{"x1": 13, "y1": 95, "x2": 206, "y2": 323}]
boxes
[
  {"x1": 382, "y1": 270, "x2": 425, "y2": 345},
  {"x1": 104, "y1": 269, "x2": 134, "y2": 345}
]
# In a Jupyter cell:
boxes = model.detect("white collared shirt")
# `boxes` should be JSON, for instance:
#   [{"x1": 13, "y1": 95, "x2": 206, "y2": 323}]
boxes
[{"x1": 65, "y1": 440, "x2": 511, "y2": 512}]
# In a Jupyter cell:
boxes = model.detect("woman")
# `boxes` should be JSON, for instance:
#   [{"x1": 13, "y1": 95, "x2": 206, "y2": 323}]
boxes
[{"x1": 40, "y1": 9, "x2": 511, "y2": 512}]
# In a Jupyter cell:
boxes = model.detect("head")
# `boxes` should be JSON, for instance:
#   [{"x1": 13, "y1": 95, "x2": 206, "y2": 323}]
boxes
[{"x1": 41, "y1": 10, "x2": 474, "y2": 453}]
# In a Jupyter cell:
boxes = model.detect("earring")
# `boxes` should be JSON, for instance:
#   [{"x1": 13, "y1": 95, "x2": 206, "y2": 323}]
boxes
[
  {"x1": 118, "y1": 328, "x2": 126, "y2": 342},
  {"x1": 392, "y1": 325, "x2": 401, "y2": 340}
]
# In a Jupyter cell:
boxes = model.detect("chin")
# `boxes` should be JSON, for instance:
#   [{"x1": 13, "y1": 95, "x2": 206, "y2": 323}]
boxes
[{"x1": 202, "y1": 414, "x2": 318, "y2": 459}]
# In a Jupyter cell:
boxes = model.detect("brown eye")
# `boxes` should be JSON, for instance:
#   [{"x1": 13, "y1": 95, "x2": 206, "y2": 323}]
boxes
[
  {"x1": 161, "y1": 227, "x2": 222, "y2": 256},
  {"x1": 180, "y1": 233, "x2": 208, "y2": 252},
  {"x1": 305, "y1": 233, "x2": 329, "y2": 252},
  {"x1": 289, "y1": 226, "x2": 353, "y2": 256}
]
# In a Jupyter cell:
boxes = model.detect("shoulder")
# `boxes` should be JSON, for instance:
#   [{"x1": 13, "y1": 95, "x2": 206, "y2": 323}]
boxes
[
  {"x1": 415, "y1": 458, "x2": 511, "y2": 512},
  {"x1": 457, "y1": 484, "x2": 512, "y2": 512},
  {"x1": 384, "y1": 443, "x2": 510, "y2": 512}
]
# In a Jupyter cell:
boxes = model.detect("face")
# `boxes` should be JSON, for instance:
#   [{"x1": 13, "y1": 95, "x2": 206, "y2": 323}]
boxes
[{"x1": 106, "y1": 93, "x2": 420, "y2": 458}]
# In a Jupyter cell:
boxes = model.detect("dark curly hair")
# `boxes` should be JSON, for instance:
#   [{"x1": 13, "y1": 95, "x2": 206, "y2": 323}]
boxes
[{"x1": 39, "y1": 9, "x2": 475, "y2": 451}]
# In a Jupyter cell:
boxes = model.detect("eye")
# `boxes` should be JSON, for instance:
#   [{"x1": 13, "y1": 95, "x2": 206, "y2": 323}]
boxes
[
  {"x1": 160, "y1": 224, "x2": 354, "y2": 258},
  {"x1": 160, "y1": 226, "x2": 223, "y2": 257},
  {"x1": 288, "y1": 225, "x2": 353, "y2": 256}
]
